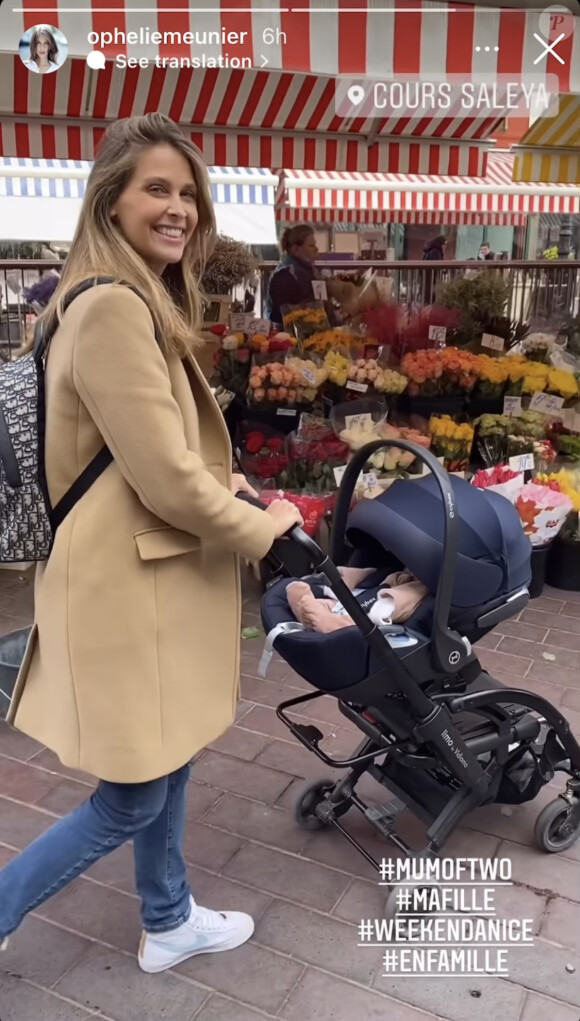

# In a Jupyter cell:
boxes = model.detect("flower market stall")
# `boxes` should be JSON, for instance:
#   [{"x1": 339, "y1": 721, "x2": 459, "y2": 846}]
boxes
[{"x1": 210, "y1": 297, "x2": 580, "y2": 596}]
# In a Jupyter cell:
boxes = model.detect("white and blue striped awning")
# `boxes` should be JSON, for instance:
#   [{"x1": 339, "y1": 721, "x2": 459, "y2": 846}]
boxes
[
  {"x1": 0, "y1": 159, "x2": 276, "y2": 204},
  {"x1": 0, "y1": 160, "x2": 277, "y2": 244},
  {"x1": 0, "y1": 158, "x2": 91, "y2": 198},
  {"x1": 207, "y1": 166, "x2": 276, "y2": 206}
]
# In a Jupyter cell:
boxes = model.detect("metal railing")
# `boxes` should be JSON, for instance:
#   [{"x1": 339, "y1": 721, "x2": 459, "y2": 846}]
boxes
[
  {"x1": 259, "y1": 259, "x2": 580, "y2": 331},
  {"x1": 2, "y1": 258, "x2": 579, "y2": 360}
]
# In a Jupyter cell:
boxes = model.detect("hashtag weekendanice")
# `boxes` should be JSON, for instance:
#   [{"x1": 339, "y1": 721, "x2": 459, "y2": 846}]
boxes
[{"x1": 360, "y1": 858, "x2": 535, "y2": 978}]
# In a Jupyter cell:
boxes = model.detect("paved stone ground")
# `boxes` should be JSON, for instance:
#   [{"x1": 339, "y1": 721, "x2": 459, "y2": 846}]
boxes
[{"x1": 1, "y1": 566, "x2": 580, "y2": 1021}]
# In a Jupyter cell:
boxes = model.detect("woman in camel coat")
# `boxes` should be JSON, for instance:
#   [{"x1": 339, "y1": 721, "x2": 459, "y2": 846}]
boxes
[{"x1": 0, "y1": 112, "x2": 302, "y2": 975}]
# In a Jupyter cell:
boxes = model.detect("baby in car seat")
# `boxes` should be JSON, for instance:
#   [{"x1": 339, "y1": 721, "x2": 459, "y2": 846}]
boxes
[{"x1": 287, "y1": 566, "x2": 428, "y2": 634}]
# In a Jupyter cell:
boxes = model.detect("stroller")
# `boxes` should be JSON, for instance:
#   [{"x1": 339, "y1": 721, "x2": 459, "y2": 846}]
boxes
[{"x1": 253, "y1": 439, "x2": 580, "y2": 912}]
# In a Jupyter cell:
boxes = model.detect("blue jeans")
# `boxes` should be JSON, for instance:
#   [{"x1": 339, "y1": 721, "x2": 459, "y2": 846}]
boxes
[{"x1": 0, "y1": 761, "x2": 192, "y2": 938}]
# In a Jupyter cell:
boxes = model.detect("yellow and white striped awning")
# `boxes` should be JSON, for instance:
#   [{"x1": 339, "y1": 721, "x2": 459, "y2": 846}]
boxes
[{"x1": 512, "y1": 94, "x2": 580, "y2": 185}]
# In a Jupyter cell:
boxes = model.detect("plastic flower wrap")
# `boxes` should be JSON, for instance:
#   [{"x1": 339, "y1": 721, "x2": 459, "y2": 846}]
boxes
[
  {"x1": 514, "y1": 482, "x2": 573, "y2": 546},
  {"x1": 429, "y1": 415, "x2": 474, "y2": 472},
  {"x1": 284, "y1": 355, "x2": 327, "y2": 404},
  {"x1": 475, "y1": 411, "x2": 551, "y2": 467},
  {"x1": 471, "y1": 466, "x2": 524, "y2": 503},
  {"x1": 324, "y1": 350, "x2": 350, "y2": 386},
  {"x1": 472, "y1": 468, "x2": 573, "y2": 546},
  {"x1": 523, "y1": 333, "x2": 556, "y2": 364}
]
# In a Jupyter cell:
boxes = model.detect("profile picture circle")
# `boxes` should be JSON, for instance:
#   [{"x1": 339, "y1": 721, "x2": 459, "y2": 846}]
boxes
[{"x1": 19, "y1": 24, "x2": 68, "y2": 75}]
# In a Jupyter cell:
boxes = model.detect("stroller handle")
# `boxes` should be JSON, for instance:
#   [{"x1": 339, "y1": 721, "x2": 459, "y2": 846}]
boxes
[
  {"x1": 330, "y1": 440, "x2": 465, "y2": 675},
  {"x1": 235, "y1": 491, "x2": 327, "y2": 567}
]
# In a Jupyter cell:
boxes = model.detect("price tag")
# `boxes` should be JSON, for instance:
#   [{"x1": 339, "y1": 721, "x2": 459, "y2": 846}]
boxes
[
  {"x1": 503, "y1": 396, "x2": 522, "y2": 417},
  {"x1": 362, "y1": 473, "x2": 379, "y2": 489},
  {"x1": 311, "y1": 280, "x2": 328, "y2": 301},
  {"x1": 333, "y1": 465, "x2": 347, "y2": 486},
  {"x1": 247, "y1": 318, "x2": 270, "y2": 336},
  {"x1": 346, "y1": 380, "x2": 369, "y2": 394},
  {"x1": 345, "y1": 412, "x2": 373, "y2": 430},
  {"x1": 481, "y1": 333, "x2": 505, "y2": 352},
  {"x1": 529, "y1": 392, "x2": 564, "y2": 415},
  {"x1": 509, "y1": 452, "x2": 535, "y2": 472},
  {"x1": 428, "y1": 325, "x2": 447, "y2": 347},
  {"x1": 302, "y1": 369, "x2": 318, "y2": 386},
  {"x1": 229, "y1": 313, "x2": 253, "y2": 332},
  {"x1": 276, "y1": 408, "x2": 297, "y2": 417}
]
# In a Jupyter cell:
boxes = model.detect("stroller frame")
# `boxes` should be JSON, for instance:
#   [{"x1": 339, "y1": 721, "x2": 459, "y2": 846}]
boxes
[{"x1": 260, "y1": 440, "x2": 580, "y2": 888}]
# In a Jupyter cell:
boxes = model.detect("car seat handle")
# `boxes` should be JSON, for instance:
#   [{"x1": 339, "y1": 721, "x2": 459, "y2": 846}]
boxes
[{"x1": 329, "y1": 439, "x2": 469, "y2": 675}]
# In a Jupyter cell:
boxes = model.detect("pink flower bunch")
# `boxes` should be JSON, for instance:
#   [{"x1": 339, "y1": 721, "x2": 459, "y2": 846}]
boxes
[{"x1": 249, "y1": 362, "x2": 298, "y2": 405}]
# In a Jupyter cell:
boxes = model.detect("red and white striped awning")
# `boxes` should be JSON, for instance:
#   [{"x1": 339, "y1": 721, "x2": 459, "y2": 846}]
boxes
[
  {"x1": 276, "y1": 151, "x2": 580, "y2": 226},
  {"x1": 1, "y1": 2, "x2": 578, "y2": 173}
]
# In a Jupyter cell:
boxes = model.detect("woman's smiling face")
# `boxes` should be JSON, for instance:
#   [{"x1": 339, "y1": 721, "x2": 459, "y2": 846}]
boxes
[{"x1": 110, "y1": 143, "x2": 199, "y2": 275}]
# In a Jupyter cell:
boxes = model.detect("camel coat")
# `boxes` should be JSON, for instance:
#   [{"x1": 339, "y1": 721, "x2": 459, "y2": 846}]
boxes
[{"x1": 7, "y1": 283, "x2": 276, "y2": 783}]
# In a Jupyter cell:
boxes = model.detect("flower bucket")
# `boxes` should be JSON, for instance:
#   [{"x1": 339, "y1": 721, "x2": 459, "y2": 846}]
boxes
[
  {"x1": 546, "y1": 535, "x2": 580, "y2": 592},
  {"x1": 528, "y1": 543, "x2": 551, "y2": 599}
]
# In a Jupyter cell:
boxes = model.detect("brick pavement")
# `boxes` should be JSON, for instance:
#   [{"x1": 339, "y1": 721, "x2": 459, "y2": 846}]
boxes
[{"x1": 1, "y1": 566, "x2": 580, "y2": 1021}]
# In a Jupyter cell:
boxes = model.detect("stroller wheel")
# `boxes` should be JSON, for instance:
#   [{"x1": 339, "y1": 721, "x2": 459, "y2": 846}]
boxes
[
  {"x1": 385, "y1": 881, "x2": 440, "y2": 923},
  {"x1": 294, "y1": 779, "x2": 338, "y2": 830},
  {"x1": 534, "y1": 798, "x2": 580, "y2": 853}
]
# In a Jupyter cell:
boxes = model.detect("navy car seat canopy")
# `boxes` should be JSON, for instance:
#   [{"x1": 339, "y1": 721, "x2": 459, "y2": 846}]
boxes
[{"x1": 345, "y1": 475, "x2": 531, "y2": 608}]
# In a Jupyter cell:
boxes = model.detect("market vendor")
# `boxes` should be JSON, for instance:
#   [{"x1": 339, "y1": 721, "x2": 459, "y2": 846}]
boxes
[{"x1": 266, "y1": 224, "x2": 338, "y2": 328}]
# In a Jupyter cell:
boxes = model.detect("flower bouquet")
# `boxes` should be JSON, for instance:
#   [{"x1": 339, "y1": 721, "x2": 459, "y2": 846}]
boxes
[
  {"x1": 303, "y1": 328, "x2": 364, "y2": 357},
  {"x1": 282, "y1": 302, "x2": 330, "y2": 343},
  {"x1": 471, "y1": 465, "x2": 524, "y2": 503},
  {"x1": 523, "y1": 333, "x2": 556, "y2": 365},
  {"x1": 247, "y1": 358, "x2": 299, "y2": 407},
  {"x1": 548, "y1": 422, "x2": 580, "y2": 462},
  {"x1": 400, "y1": 349, "x2": 443, "y2": 397},
  {"x1": 428, "y1": 415, "x2": 474, "y2": 472},
  {"x1": 546, "y1": 367, "x2": 579, "y2": 406},
  {"x1": 514, "y1": 482, "x2": 573, "y2": 547},
  {"x1": 212, "y1": 333, "x2": 253, "y2": 395},
  {"x1": 283, "y1": 416, "x2": 349, "y2": 494},
  {"x1": 284, "y1": 355, "x2": 328, "y2": 404},
  {"x1": 439, "y1": 347, "x2": 482, "y2": 396},
  {"x1": 259, "y1": 487, "x2": 331, "y2": 537},
  {"x1": 343, "y1": 357, "x2": 407, "y2": 398},
  {"x1": 236, "y1": 424, "x2": 289, "y2": 484},
  {"x1": 474, "y1": 355, "x2": 510, "y2": 399}
]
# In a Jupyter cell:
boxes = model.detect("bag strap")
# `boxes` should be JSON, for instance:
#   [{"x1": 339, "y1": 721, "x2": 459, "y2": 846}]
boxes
[{"x1": 35, "y1": 277, "x2": 160, "y2": 535}]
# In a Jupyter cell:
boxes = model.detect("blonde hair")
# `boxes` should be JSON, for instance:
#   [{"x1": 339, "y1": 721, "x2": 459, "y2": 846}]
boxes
[
  {"x1": 31, "y1": 113, "x2": 216, "y2": 357},
  {"x1": 280, "y1": 224, "x2": 314, "y2": 254}
]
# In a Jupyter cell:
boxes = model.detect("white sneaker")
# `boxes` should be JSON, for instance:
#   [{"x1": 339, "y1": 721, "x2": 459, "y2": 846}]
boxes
[
  {"x1": 138, "y1": 897, "x2": 254, "y2": 974},
  {"x1": 0, "y1": 938, "x2": 8, "y2": 952}
]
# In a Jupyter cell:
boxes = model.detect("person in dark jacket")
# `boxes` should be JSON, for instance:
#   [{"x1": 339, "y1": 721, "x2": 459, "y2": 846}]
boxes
[
  {"x1": 478, "y1": 243, "x2": 495, "y2": 261},
  {"x1": 266, "y1": 224, "x2": 336, "y2": 327},
  {"x1": 422, "y1": 235, "x2": 447, "y2": 261}
]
